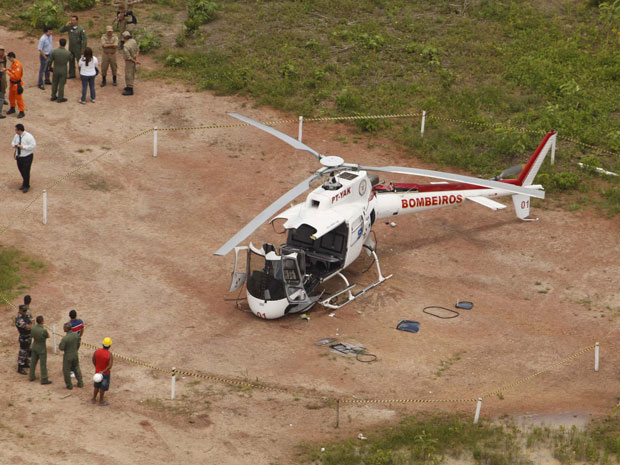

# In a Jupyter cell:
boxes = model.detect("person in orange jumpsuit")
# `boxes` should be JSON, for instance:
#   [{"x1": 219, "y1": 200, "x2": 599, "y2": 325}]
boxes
[{"x1": 4, "y1": 52, "x2": 25, "y2": 118}]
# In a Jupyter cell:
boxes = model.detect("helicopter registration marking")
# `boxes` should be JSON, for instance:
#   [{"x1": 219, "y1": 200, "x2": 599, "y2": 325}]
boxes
[
  {"x1": 401, "y1": 194, "x2": 463, "y2": 209},
  {"x1": 331, "y1": 187, "x2": 352, "y2": 203}
]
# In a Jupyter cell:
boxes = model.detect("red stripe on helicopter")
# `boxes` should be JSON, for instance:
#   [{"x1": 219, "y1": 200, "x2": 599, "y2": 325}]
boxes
[{"x1": 401, "y1": 194, "x2": 463, "y2": 209}]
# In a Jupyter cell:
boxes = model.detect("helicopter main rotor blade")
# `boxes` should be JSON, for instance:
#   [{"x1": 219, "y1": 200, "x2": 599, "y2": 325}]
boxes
[
  {"x1": 214, "y1": 172, "x2": 323, "y2": 256},
  {"x1": 360, "y1": 165, "x2": 545, "y2": 199},
  {"x1": 229, "y1": 113, "x2": 322, "y2": 160}
]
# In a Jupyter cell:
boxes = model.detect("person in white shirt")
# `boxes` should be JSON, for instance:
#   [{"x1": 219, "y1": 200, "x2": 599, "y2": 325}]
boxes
[
  {"x1": 78, "y1": 47, "x2": 99, "y2": 103},
  {"x1": 11, "y1": 123, "x2": 36, "y2": 193},
  {"x1": 37, "y1": 26, "x2": 53, "y2": 89}
]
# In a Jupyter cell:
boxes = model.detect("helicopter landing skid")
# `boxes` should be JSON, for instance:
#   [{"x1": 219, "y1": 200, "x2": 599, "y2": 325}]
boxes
[{"x1": 320, "y1": 251, "x2": 392, "y2": 310}]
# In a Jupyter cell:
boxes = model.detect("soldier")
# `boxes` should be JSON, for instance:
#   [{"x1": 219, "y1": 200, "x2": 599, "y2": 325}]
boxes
[
  {"x1": 47, "y1": 37, "x2": 72, "y2": 103},
  {"x1": 15, "y1": 304, "x2": 33, "y2": 375},
  {"x1": 121, "y1": 31, "x2": 139, "y2": 96},
  {"x1": 0, "y1": 45, "x2": 7, "y2": 118},
  {"x1": 100, "y1": 26, "x2": 118, "y2": 87},
  {"x1": 60, "y1": 15, "x2": 87, "y2": 79},
  {"x1": 29, "y1": 315, "x2": 52, "y2": 384},
  {"x1": 59, "y1": 322, "x2": 83, "y2": 389},
  {"x1": 113, "y1": 0, "x2": 139, "y2": 48}
]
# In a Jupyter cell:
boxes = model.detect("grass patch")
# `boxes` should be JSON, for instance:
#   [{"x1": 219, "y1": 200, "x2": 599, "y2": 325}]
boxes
[
  {"x1": 0, "y1": 246, "x2": 46, "y2": 301},
  {"x1": 299, "y1": 413, "x2": 620, "y2": 465}
]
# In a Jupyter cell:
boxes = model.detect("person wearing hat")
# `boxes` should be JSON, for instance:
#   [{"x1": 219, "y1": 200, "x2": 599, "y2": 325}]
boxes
[
  {"x1": 0, "y1": 45, "x2": 7, "y2": 118},
  {"x1": 59, "y1": 322, "x2": 83, "y2": 389},
  {"x1": 15, "y1": 304, "x2": 33, "y2": 375},
  {"x1": 60, "y1": 15, "x2": 87, "y2": 79},
  {"x1": 92, "y1": 337, "x2": 113, "y2": 406},
  {"x1": 29, "y1": 315, "x2": 52, "y2": 385},
  {"x1": 100, "y1": 26, "x2": 119, "y2": 87},
  {"x1": 121, "y1": 30, "x2": 139, "y2": 96},
  {"x1": 47, "y1": 37, "x2": 72, "y2": 102}
]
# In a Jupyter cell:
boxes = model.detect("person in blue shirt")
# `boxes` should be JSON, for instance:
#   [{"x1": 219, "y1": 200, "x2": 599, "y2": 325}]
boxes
[{"x1": 37, "y1": 26, "x2": 53, "y2": 90}]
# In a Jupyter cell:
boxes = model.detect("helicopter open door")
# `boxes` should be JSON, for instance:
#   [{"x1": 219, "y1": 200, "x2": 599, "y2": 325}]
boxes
[
  {"x1": 281, "y1": 252, "x2": 313, "y2": 305},
  {"x1": 229, "y1": 246, "x2": 250, "y2": 292}
]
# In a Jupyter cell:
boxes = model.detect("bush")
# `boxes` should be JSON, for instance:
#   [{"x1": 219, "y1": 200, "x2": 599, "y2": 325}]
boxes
[
  {"x1": 67, "y1": 0, "x2": 95, "y2": 10},
  {"x1": 19, "y1": 0, "x2": 64, "y2": 29},
  {"x1": 184, "y1": 0, "x2": 220, "y2": 36},
  {"x1": 136, "y1": 29, "x2": 161, "y2": 53}
]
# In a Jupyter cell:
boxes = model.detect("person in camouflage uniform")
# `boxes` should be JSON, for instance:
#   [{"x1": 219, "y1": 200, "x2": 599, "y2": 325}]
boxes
[
  {"x1": 29, "y1": 315, "x2": 52, "y2": 384},
  {"x1": 59, "y1": 322, "x2": 83, "y2": 389},
  {"x1": 15, "y1": 304, "x2": 32, "y2": 374}
]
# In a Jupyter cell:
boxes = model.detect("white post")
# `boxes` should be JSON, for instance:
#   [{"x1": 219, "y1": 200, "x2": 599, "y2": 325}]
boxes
[
  {"x1": 421, "y1": 110, "x2": 426, "y2": 137},
  {"x1": 52, "y1": 324, "x2": 57, "y2": 354},
  {"x1": 550, "y1": 133, "x2": 556, "y2": 165},
  {"x1": 153, "y1": 127, "x2": 158, "y2": 158},
  {"x1": 171, "y1": 367, "x2": 176, "y2": 400},
  {"x1": 595, "y1": 342, "x2": 599, "y2": 372},
  {"x1": 298, "y1": 116, "x2": 303, "y2": 142},
  {"x1": 42, "y1": 190, "x2": 47, "y2": 225},
  {"x1": 473, "y1": 397, "x2": 482, "y2": 424}
]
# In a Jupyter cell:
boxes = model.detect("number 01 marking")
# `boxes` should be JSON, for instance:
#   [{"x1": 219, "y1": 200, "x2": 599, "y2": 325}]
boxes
[{"x1": 521, "y1": 200, "x2": 529, "y2": 209}]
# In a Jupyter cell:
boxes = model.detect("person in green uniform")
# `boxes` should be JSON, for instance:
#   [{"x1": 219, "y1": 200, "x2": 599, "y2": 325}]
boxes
[
  {"x1": 47, "y1": 38, "x2": 72, "y2": 102},
  {"x1": 59, "y1": 15, "x2": 87, "y2": 79},
  {"x1": 29, "y1": 315, "x2": 52, "y2": 385},
  {"x1": 59, "y1": 322, "x2": 83, "y2": 389},
  {"x1": 121, "y1": 31, "x2": 139, "y2": 95}
]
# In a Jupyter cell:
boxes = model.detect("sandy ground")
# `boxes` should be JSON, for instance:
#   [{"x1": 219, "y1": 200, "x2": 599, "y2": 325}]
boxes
[{"x1": 0, "y1": 27, "x2": 619, "y2": 465}]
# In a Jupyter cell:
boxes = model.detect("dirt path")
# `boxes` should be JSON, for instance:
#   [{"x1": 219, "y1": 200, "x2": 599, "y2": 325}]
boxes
[{"x1": 0, "y1": 27, "x2": 619, "y2": 465}]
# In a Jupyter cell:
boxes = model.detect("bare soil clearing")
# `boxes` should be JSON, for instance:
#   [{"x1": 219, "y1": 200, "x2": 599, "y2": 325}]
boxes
[{"x1": 0, "y1": 28, "x2": 619, "y2": 465}]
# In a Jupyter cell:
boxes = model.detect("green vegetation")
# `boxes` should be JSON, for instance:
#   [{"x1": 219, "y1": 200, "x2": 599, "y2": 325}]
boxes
[
  {"x1": 0, "y1": 246, "x2": 45, "y2": 301},
  {"x1": 66, "y1": 0, "x2": 94, "y2": 11},
  {"x1": 19, "y1": 0, "x2": 64, "y2": 29},
  {"x1": 299, "y1": 413, "x2": 620, "y2": 465}
]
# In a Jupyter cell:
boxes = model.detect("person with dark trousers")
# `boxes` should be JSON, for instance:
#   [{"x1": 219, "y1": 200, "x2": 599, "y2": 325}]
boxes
[
  {"x1": 37, "y1": 26, "x2": 53, "y2": 89},
  {"x1": 11, "y1": 123, "x2": 36, "y2": 193},
  {"x1": 15, "y1": 304, "x2": 33, "y2": 375},
  {"x1": 48, "y1": 38, "x2": 72, "y2": 103}
]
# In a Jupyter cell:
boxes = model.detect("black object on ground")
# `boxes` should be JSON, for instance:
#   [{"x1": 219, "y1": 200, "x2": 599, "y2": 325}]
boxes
[
  {"x1": 455, "y1": 301, "x2": 474, "y2": 310},
  {"x1": 423, "y1": 306, "x2": 459, "y2": 319},
  {"x1": 396, "y1": 320, "x2": 420, "y2": 333}
]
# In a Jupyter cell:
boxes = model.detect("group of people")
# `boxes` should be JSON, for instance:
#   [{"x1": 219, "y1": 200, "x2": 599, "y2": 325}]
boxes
[
  {"x1": 0, "y1": 6, "x2": 140, "y2": 118},
  {"x1": 15, "y1": 296, "x2": 114, "y2": 406}
]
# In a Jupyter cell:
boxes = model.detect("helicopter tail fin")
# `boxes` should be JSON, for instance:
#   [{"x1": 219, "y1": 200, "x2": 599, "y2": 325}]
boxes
[{"x1": 515, "y1": 131, "x2": 556, "y2": 187}]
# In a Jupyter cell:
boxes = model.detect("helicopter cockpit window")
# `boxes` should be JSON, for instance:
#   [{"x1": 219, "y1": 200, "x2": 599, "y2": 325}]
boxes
[{"x1": 289, "y1": 224, "x2": 317, "y2": 247}]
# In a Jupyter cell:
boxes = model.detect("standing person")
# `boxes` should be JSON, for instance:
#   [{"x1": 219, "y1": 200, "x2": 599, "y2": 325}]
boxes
[
  {"x1": 37, "y1": 26, "x2": 53, "y2": 90},
  {"x1": 23, "y1": 294, "x2": 32, "y2": 310},
  {"x1": 11, "y1": 123, "x2": 36, "y2": 193},
  {"x1": 92, "y1": 337, "x2": 113, "y2": 406},
  {"x1": 59, "y1": 323, "x2": 83, "y2": 389},
  {"x1": 15, "y1": 304, "x2": 33, "y2": 375},
  {"x1": 60, "y1": 16, "x2": 87, "y2": 79},
  {"x1": 100, "y1": 26, "x2": 118, "y2": 87},
  {"x1": 78, "y1": 47, "x2": 98, "y2": 103},
  {"x1": 0, "y1": 45, "x2": 7, "y2": 118},
  {"x1": 2, "y1": 52, "x2": 25, "y2": 118},
  {"x1": 68, "y1": 309, "x2": 85, "y2": 339},
  {"x1": 121, "y1": 31, "x2": 138, "y2": 96},
  {"x1": 113, "y1": 0, "x2": 139, "y2": 47},
  {"x1": 48, "y1": 38, "x2": 71, "y2": 103},
  {"x1": 29, "y1": 316, "x2": 52, "y2": 384}
]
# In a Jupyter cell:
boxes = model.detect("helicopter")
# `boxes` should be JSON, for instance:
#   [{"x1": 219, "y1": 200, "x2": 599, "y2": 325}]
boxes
[{"x1": 215, "y1": 113, "x2": 556, "y2": 319}]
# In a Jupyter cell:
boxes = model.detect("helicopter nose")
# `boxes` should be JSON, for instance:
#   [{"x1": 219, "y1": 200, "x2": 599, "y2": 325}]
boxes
[{"x1": 247, "y1": 292, "x2": 289, "y2": 319}]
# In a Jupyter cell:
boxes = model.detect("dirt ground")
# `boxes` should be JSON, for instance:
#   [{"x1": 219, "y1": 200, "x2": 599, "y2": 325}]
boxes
[{"x1": 1, "y1": 27, "x2": 619, "y2": 465}]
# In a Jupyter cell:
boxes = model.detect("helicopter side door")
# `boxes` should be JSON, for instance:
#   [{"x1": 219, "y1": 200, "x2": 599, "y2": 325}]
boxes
[
  {"x1": 281, "y1": 253, "x2": 312, "y2": 305},
  {"x1": 229, "y1": 246, "x2": 250, "y2": 292}
]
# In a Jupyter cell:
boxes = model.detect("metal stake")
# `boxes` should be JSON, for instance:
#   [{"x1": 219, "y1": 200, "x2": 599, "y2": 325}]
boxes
[
  {"x1": 43, "y1": 190, "x2": 47, "y2": 225},
  {"x1": 595, "y1": 342, "x2": 599, "y2": 372},
  {"x1": 421, "y1": 110, "x2": 426, "y2": 137},
  {"x1": 298, "y1": 116, "x2": 303, "y2": 142},
  {"x1": 153, "y1": 127, "x2": 158, "y2": 158},
  {"x1": 52, "y1": 324, "x2": 57, "y2": 354},
  {"x1": 473, "y1": 397, "x2": 482, "y2": 424},
  {"x1": 171, "y1": 367, "x2": 176, "y2": 400}
]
